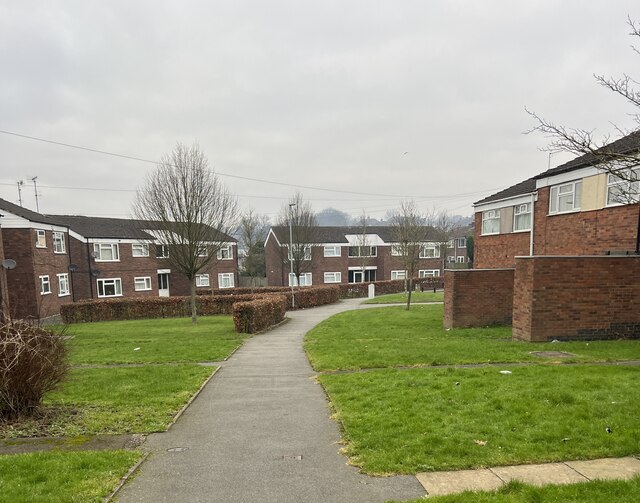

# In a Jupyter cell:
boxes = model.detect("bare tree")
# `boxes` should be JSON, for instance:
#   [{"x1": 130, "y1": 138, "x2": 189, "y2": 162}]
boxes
[
  {"x1": 427, "y1": 209, "x2": 460, "y2": 273},
  {"x1": 277, "y1": 192, "x2": 318, "y2": 290},
  {"x1": 527, "y1": 17, "x2": 640, "y2": 252},
  {"x1": 354, "y1": 211, "x2": 372, "y2": 283},
  {"x1": 391, "y1": 201, "x2": 428, "y2": 310},
  {"x1": 238, "y1": 210, "x2": 270, "y2": 288},
  {"x1": 133, "y1": 142, "x2": 238, "y2": 323}
]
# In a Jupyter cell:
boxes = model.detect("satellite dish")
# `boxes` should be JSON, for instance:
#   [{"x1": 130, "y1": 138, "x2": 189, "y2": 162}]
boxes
[
  {"x1": 91, "y1": 269, "x2": 101, "y2": 277},
  {"x1": 1, "y1": 259, "x2": 16, "y2": 270},
  {"x1": 68, "y1": 263, "x2": 79, "y2": 272}
]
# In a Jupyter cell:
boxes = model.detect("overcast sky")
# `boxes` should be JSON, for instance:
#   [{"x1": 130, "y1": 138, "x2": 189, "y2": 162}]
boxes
[{"x1": 1, "y1": 1, "x2": 639, "y2": 221}]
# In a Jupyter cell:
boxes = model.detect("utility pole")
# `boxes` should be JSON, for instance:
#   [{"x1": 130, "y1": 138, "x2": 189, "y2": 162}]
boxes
[
  {"x1": 288, "y1": 202, "x2": 296, "y2": 309},
  {"x1": 17, "y1": 180, "x2": 24, "y2": 207},
  {"x1": 31, "y1": 176, "x2": 39, "y2": 212}
]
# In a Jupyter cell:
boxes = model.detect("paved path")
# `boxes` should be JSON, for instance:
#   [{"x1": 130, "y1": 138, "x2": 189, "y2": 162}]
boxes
[{"x1": 116, "y1": 299, "x2": 424, "y2": 503}]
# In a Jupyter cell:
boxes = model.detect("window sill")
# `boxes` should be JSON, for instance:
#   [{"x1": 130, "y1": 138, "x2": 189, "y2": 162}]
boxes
[
  {"x1": 134, "y1": 289, "x2": 152, "y2": 292},
  {"x1": 94, "y1": 260, "x2": 121, "y2": 263},
  {"x1": 58, "y1": 293, "x2": 70, "y2": 297},
  {"x1": 53, "y1": 251, "x2": 67, "y2": 254},
  {"x1": 512, "y1": 229, "x2": 531, "y2": 234},
  {"x1": 98, "y1": 294, "x2": 123, "y2": 298},
  {"x1": 547, "y1": 209, "x2": 581, "y2": 216},
  {"x1": 41, "y1": 292, "x2": 51, "y2": 296}
]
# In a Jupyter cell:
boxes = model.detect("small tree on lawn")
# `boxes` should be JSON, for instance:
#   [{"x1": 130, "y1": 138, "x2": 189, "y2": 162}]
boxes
[
  {"x1": 427, "y1": 209, "x2": 460, "y2": 273},
  {"x1": 133, "y1": 142, "x2": 238, "y2": 323}
]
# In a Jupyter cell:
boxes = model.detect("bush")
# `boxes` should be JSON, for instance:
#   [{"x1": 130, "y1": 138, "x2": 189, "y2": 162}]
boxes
[
  {"x1": 0, "y1": 321, "x2": 69, "y2": 419},
  {"x1": 233, "y1": 295, "x2": 287, "y2": 333},
  {"x1": 337, "y1": 278, "x2": 444, "y2": 298}
]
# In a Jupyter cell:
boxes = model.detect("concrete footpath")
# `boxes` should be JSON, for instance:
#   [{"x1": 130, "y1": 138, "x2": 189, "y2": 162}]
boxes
[{"x1": 116, "y1": 299, "x2": 425, "y2": 503}]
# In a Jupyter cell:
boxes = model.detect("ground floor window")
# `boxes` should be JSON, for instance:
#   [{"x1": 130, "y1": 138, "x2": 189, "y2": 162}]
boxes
[
  {"x1": 218, "y1": 273, "x2": 235, "y2": 288},
  {"x1": 40, "y1": 275, "x2": 51, "y2": 295},
  {"x1": 348, "y1": 269, "x2": 376, "y2": 283},
  {"x1": 97, "y1": 278, "x2": 122, "y2": 297},
  {"x1": 134, "y1": 276, "x2": 152, "y2": 291},
  {"x1": 419, "y1": 269, "x2": 440, "y2": 278},
  {"x1": 289, "y1": 272, "x2": 312, "y2": 286},
  {"x1": 323, "y1": 272, "x2": 341, "y2": 283},
  {"x1": 57, "y1": 273, "x2": 70, "y2": 296},
  {"x1": 196, "y1": 274, "x2": 210, "y2": 287},
  {"x1": 391, "y1": 270, "x2": 407, "y2": 280}
]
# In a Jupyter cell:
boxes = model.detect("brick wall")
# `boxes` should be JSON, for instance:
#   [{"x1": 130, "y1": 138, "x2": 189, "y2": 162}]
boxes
[
  {"x1": 444, "y1": 268, "x2": 515, "y2": 328},
  {"x1": 474, "y1": 212, "x2": 531, "y2": 269},
  {"x1": 513, "y1": 256, "x2": 640, "y2": 341}
]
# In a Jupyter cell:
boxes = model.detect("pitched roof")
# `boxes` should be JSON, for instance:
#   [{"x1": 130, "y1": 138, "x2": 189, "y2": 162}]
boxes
[
  {"x1": 473, "y1": 177, "x2": 537, "y2": 206},
  {"x1": 50, "y1": 215, "x2": 154, "y2": 239},
  {"x1": 0, "y1": 198, "x2": 57, "y2": 225},
  {"x1": 534, "y1": 130, "x2": 640, "y2": 179}
]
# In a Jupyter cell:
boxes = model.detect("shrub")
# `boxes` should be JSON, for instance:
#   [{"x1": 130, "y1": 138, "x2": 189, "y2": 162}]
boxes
[
  {"x1": 0, "y1": 321, "x2": 69, "y2": 420},
  {"x1": 233, "y1": 295, "x2": 287, "y2": 333}
]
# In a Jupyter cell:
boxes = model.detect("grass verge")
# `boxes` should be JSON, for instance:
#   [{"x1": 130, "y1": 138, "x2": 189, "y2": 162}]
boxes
[
  {"x1": 65, "y1": 315, "x2": 242, "y2": 364},
  {"x1": 305, "y1": 305, "x2": 640, "y2": 371},
  {"x1": 1, "y1": 365, "x2": 214, "y2": 438},
  {"x1": 0, "y1": 450, "x2": 141, "y2": 503},
  {"x1": 364, "y1": 291, "x2": 444, "y2": 304},
  {"x1": 320, "y1": 365, "x2": 640, "y2": 474}
]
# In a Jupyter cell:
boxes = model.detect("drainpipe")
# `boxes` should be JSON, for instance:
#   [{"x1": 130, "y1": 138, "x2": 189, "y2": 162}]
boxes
[
  {"x1": 86, "y1": 238, "x2": 94, "y2": 298},
  {"x1": 529, "y1": 193, "x2": 535, "y2": 256}
]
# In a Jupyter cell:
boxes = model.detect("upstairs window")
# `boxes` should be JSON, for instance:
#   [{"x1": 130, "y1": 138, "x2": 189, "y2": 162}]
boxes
[
  {"x1": 348, "y1": 246, "x2": 377, "y2": 257},
  {"x1": 156, "y1": 244, "x2": 170, "y2": 258},
  {"x1": 132, "y1": 243, "x2": 149, "y2": 257},
  {"x1": 456, "y1": 237, "x2": 466, "y2": 248},
  {"x1": 481, "y1": 210, "x2": 500, "y2": 235},
  {"x1": 35, "y1": 229, "x2": 46, "y2": 248},
  {"x1": 607, "y1": 168, "x2": 639, "y2": 206},
  {"x1": 513, "y1": 203, "x2": 532, "y2": 231},
  {"x1": 288, "y1": 245, "x2": 312, "y2": 261},
  {"x1": 94, "y1": 243, "x2": 120, "y2": 261},
  {"x1": 549, "y1": 180, "x2": 582, "y2": 214},
  {"x1": 53, "y1": 232, "x2": 66, "y2": 253},
  {"x1": 323, "y1": 246, "x2": 341, "y2": 257},
  {"x1": 419, "y1": 244, "x2": 440, "y2": 258},
  {"x1": 217, "y1": 245, "x2": 233, "y2": 260}
]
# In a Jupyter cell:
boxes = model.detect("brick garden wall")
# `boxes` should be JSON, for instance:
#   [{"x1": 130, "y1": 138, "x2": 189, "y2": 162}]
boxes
[
  {"x1": 444, "y1": 268, "x2": 515, "y2": 328},
  {"x1": 512, "y1": 255, "x2": 640, "y2": 342}
]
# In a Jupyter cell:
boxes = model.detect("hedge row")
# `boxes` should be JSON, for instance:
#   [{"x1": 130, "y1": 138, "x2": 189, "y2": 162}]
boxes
[
  {"x1": 337, "y1": 278, "x2": 444, "y2": 298},
  {"x1": 232, "y1": 295, "x2": 287, "y2": 334}
]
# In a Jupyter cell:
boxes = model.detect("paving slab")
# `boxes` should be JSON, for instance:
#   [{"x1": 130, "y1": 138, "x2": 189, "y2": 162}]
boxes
[
  {"x1": 491, "y1": 462, "x2": 588, "y2": 487},
  {"x1": 566, "y1": 457, "x2": 640, "y2": 481},
  {"x1": 416, "y1": 469, "x2": 503, "y2": 496}
]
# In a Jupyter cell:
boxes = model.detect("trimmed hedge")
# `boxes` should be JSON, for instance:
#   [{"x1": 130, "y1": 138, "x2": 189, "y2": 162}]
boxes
[
  {"x1": 233, "y1": 295, "x2": 287, "y2": 333},
  {"x1": 337, "y1": 278, "x2": 443, "y2": 298}
]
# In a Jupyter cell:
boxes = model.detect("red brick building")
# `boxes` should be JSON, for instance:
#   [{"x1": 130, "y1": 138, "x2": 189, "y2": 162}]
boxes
[
  {"x1": 265, "y1": 225, "x2": 469, "y2": 287},
  {"x1": 0, "y1": 198, "x2": 238, "y2": 320}
]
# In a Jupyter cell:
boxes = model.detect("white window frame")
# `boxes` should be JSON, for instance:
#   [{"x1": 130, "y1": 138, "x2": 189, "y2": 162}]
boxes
[
  {"x1": 39, "y1": 275, "x2": 51, "y2": 295},
  {"x1": 217, "y1": 245, "x2": 233, "y2": 260},
  {"x1": 323, "y1": 272, "x2": 341, "y2": 283},
  {"x1": 549, "y1": 180, "x2": 582, "y2": 214},
  {"x1": 196, "y1": 274, "x2": 210, "y2": 287},
  {"x1": 606, "y1": 168, "x2": 639, "y2": 206},
  {"x1": 218, "y1": 272, "x2": 234, "y2": 289},
  {"x1": 288, "y1": 245, "x2": 312, "y2": 261},
  {"x1": 513, "y1": 202, "x2": 532, "y2": 232},
  {"x1": 94, "y1": 243, "x2": 120, "y2": 262},
  {"x1": 132, "y1": 243, "x2": 150, "y2": 257},
  {"x1": 391, "y1": 270, "x2": 407, "y2": 280},
  {"x1": 289, "y1": 272, "x2": 312, "y2": 286},
  {"x1": 456, "y1": 256, "x2": 465, "y2": 263},
  {"x1": 481, "y1": 209, "x2": 501, "y2": 235},
  {"x1": 97, "y1": 278, "x2": 123, "y2": 298},
  {"x1": 156, "y1": 244, "x2": 170, "y2": 258},
  {"x1": 35, "y1": 229, "x2": 46, "y2": 248},
  {"x1": 391, "y1": 245, "x2": 402, "y2": 256},
  {"x1": 134, "y1": 276, "x2": 152, "y2": 291},
  {"x1": 52, "y1": 232, "x2": 66, "y2": 254},
  {"x1": 419, "y1": 244, "x2": 440, "y2": 259},
  {"x1": 57, "y1": 273, "x2": 70, "y2": 296},
  {"x1": 419, "y1": 269, "x2": 440, "y2": 278},
  {"x1": 456, "y1": 237, "x2": 466, "y2": 248},
  {"x1": 323, "y1": 246, "x2": 341, "y2": 257},
  {"x1": 348, "y1": 246, "x2": 377, "y2": 257}
]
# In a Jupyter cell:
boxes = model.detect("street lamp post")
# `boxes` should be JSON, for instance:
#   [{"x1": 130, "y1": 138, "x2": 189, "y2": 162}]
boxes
[{"x1": 289, "y1": 203, "x2": 296, "y2": 309}]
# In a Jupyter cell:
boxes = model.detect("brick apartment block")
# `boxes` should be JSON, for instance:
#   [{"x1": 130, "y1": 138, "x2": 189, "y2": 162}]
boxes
[
  {"x1": 0, "y1": 198, "x2": 238, "y2": 320},
  {"x1": 265, "y1": 225, "x2": 470, "y2": 287}
]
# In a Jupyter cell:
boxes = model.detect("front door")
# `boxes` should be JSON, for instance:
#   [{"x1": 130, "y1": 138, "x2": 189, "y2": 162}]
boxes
[{"x1": 158, "y1": 273, "x2": 170, "y2": 297}]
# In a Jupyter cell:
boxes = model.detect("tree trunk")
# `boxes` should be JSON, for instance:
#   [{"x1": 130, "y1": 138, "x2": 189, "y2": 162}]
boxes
[
  {"x1": 406, "y1": 277, "x2": 413, "y2": 310},
  {"x1": 190, "y1": 280, "x2": 197, "y2": 324}
]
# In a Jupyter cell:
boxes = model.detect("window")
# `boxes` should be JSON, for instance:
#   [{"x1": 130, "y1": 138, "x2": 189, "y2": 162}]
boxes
[
  {"x1": 549, "y1": 180, "x2": 582, "y2": 214},
  {"x1": 513, "y1": 203, "x2": 532, "y2": 231},
  {"x1": 391, "y1": 270, "x2": 407, "y2": 280},
  {"x1": 196, "y1": 274, "x2": 210, "y2": 287},
  {"x1": 324, "y1": 246, "x2": 341, "y2": 257},
  {"x1": 134, "y1": 277, "x2": 152, "y2": 291},
  {"x1": 456, "y1": 256, "x2": 465, "y2": 263},
  {"x1": 419, "y1": 269, "x2": 440, "y2": 278},
  {"x1": 289, "y1": 272, "x2": 312, "y2": 286},
  {"x1": 288, "y1": 245, "x2": 312, "y2": 260},
  {"x1": 132, "y1": 243, "x2": 149, "y2": 257},
  {"x1": 607, "y1": 168, "x2": 639, "y2": 206},
  {"x1": 348, "y1": 246, "x2": 377, "y2": 257},
  {"x1": 447, "y1": 240, "x2": 455, "y2": 248},
  {"x1": 53, "y1": 232, "x2": 66, "y2": 253},
  {"x1": 456, "y1": 237, "x2": 466, "y2": 248},
  {"x1": 348, "y1": 269, "x2": 376, "y2": 283},
  {"x1": 447, "y1": 255, "x2": 456, "y2": 263},
  {"x1": 57, "y1": 273, "x2": 70, "y2": 296},
  {"x1": 391, "y1": 245, "x2": 402, "y2": 256},
  {"x1": 97, "y1": 278, "x2": 122, "y2": 297},
  {"x1": 156, "y1": 244, "x2": 169, "y2": 258},
  {"x1": 35, "y1": 229, "x2": 46, "y2": 248},
  {"x1": 197, "y1": 246, "x2": 208, "y2": 257},
  {"x1": 217, "y1": 245, "x2": 233, "y2": 260},
  {"x1": 39, "y1": 275, "x2": 51, "y2": 295},
  {"x1": 419, "y1": 244, "x2": 440, "y2": 258},
  {"x1": 94, "y1": 243, "x2": 120, "y2": 261},
  {"x1": 482, "y1": 209, "x2": 500, "y2": 235},
  {"x1": 218, "y1": 272, "x2": 234, "y2": 289},
  {"x1": 323, "y1": 272, "x2": 341, "y2": 283}
]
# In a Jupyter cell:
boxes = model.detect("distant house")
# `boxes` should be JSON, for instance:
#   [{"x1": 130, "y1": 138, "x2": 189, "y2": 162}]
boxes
[
  {"x1": 0, "y1": 198, "x2": 238, "y2": 320},
  {"x1": 473, "y1": 131, "x2": 640, "y2": 268},
  {"x1": 264, "y1": 225, "x2": 469, "y2": 287}
]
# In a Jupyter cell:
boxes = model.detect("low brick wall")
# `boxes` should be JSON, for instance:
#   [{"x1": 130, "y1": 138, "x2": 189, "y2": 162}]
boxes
[
  {"x1": 444, "y1": 268, "x2": 515, "y2": 328},
  {"x1": 513, "y1": 256, "x2": 640, "y2": 342}
]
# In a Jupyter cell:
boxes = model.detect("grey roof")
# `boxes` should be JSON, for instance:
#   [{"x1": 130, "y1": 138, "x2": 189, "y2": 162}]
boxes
[
  {"x1": 0, "y1": 198, "x2": 57, "y2": 225},
  {"x1": 474, "y1": 177, "x2": 537, "y2": 206},
  {"x1": 50, "y1": 215, "x2": 154, "y2": 239}
]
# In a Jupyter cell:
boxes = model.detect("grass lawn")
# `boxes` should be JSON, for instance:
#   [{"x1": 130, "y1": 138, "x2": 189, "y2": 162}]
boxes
[
  {"x1": 305, "y1": 305, "x2": 640, "y2": 371},
  {"x1": 0, "y1": 450, "x2": 141, "y2": 503},
  {"x1": 320, "y1": 365, "x2": 640, "y2": 474},
  {"x1": 393, "y1": 477, "x2": 640, "y2": 503},
  {"x1": 65, "y1": 315, "x2": 243, "y2": 364},
  {"x1": 1, "y1": 365, "x2": 214, "y2": 438},
  {"x1": 364, "y1": 291, "x2": 444, "y2": 304}
]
